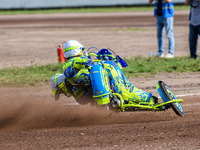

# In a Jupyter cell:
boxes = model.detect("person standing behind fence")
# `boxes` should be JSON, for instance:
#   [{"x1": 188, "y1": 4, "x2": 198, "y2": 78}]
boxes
[
  {"x1": 185, "y1": 0, "x2": 200, "y2": 59},
  {"x1": 149, "y1": 0, "x2": 175, "y2": 58}
]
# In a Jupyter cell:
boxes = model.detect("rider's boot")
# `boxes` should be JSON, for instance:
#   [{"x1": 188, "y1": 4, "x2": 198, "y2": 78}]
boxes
[
  {"x1": 149, "y1": 96, "x2": 158, "y2": 104},
  {"x1": 146, "y1": 95, "x2": 158, "y2": 104},
  {"x1": 52, "y1": 88, "x2": 60, "y2": 101}
]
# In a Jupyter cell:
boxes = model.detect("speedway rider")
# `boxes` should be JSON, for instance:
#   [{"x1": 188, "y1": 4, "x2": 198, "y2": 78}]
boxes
[
  {"x1": 51, "y1": 40, "x2": 93, "y2": 104},
  {"x1": 51, "y1": 40, "x2": 157, "y2": 106}
]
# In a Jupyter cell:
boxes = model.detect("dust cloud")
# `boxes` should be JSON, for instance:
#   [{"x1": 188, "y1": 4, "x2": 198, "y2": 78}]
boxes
[{"x1": 0, "y1": 88, "x2": 176, "y2": 132}]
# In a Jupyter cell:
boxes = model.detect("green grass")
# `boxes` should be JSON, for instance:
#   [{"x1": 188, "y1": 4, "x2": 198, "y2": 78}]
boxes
[
  {"x1": 0, "y1": 5, "x2": 190, "y2": 15},
  {"x1": 0, "y1": 56, "x2": 199, "y2": 87},
  {"x1": 123, "y1": 56, "x2": 200, "y2": 77},
  {"x1": 0, "y1": 63, "x2": 63, "y2": 87}
]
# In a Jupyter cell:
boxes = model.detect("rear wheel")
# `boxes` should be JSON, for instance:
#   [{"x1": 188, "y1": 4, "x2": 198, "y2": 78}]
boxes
[{"x1": 158, "y1": 81, "x2": 184, "y2": 116}]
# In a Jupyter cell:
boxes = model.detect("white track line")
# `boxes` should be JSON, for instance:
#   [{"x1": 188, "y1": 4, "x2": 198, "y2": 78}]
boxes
[
  {"x1": 182, "y1": 102, "x2": 200, "y2": 107},
  {"x1": 176, "y1": 93, "x2": 200, "y2": 97},
  {"x1": 158, "y1": 93, "x2": 200, "y2": 98}
]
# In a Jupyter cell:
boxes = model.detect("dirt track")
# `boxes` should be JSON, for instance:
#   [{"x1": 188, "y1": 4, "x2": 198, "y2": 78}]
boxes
[{"x1": 0, "y1": 11, "x2": 200, "y2": 149}]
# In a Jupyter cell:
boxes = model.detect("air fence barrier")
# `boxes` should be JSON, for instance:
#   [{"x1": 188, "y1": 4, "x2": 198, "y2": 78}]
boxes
[{"x1": 0, "y1": 0, "x2": 185, "y2": 10}]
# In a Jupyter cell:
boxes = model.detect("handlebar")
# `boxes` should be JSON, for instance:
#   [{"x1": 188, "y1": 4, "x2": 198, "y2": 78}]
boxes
[
  {"x1": 88, "y1": 52, "x2": 115, "y2": 61},
  {"x1": 87, "y1": 47, "x2": 128, "y2": 68}
]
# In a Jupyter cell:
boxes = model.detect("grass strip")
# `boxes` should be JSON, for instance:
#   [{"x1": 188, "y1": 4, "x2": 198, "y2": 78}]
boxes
[
  {"x1": 0, "y1": 56, "x2": 199, "y2": 87},
  {"x1": 0, "y1": 63, "x2": 63, "y2": 87},
  {"x1": 123, "y1": 56, "x2": 200, "y2": 77}
]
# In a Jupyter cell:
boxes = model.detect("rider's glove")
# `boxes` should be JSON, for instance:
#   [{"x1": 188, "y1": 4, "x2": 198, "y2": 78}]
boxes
[{"x1": 85, "y1": 59, "x2": 92, "y2": 68}]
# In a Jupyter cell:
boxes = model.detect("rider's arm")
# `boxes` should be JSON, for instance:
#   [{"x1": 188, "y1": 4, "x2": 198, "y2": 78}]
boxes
[
  {"x1": 62, "y1": 57, "x2": 92, "y2": 78},
  {"x1": 62, "y1": 61, "x2": 73, "y2": 78},
  {"x1": 73, "y1": 57, "x2": 92, "y2": 69}
]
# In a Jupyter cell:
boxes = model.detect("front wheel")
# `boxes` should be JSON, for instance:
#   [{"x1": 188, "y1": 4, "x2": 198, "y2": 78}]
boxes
[{"x1": 157, "y1": 81, "x2": 184, "y2": 116}]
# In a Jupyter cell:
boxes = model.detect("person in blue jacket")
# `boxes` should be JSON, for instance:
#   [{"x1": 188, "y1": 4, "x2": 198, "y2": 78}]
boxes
[
  {"x1": 185, "y1": 0, "x2": 200, "y2": 59},
  {"x1": 149, "y1": 0, "x2": 175, "y2": 58}
]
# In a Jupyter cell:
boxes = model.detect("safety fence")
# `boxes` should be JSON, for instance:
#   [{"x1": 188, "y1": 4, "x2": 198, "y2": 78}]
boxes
[{"x1": 0, "y1": 0, "x2": 185, "y2": 10}]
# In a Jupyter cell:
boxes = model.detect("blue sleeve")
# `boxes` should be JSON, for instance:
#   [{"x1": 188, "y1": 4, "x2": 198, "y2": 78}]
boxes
[{"x1": 64, "y1": 66, "x2": 73, "y2": 78}]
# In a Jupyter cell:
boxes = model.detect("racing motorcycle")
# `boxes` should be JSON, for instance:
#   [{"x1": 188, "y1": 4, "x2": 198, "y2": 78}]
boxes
[{"x1": 56, "y1": 47, "x2": 184, "y2": 116}]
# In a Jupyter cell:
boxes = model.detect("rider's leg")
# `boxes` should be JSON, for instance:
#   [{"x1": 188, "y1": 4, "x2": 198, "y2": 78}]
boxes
[
  {"x1": 51, "y1": 73, "x2": 72, "y2": 100},
  {"x1": 72, "y1": 86, "x2": 94, "y2": 105},
  {"x1": 105, "y1": 63, "x2": 157, "y2": 103},
  {"x1": 121, "y1": 85, "x2": 153, "y2": 102},
  {"x1": 111, "y1": 67, "x2": 153, "y2": 102}
]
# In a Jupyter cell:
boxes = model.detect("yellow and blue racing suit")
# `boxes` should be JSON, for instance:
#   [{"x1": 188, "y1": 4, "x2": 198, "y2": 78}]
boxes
[
  {"x1": 104, "y1": 61, "x2": 153, "y2": 103},
  {"x1": 61, "y1": 56, "x2": 93, "y2": 104},
  {"x1": 54, "y1": 56, "x2": 154, "y2": 105}
]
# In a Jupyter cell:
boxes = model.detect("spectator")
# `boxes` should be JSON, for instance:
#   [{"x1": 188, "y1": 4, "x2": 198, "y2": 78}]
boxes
[
  {"x1": 149, "y1": 0, "x2": 175, "y2": 58},
  {"x1": 185, "y1": 0, "x2": 200, "y2": 59}
]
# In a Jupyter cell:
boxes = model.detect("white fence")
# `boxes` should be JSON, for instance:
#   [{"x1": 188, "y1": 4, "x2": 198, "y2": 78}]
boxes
[{"x1": 0, "y1": 0, "x2": 185, "y2": 10}]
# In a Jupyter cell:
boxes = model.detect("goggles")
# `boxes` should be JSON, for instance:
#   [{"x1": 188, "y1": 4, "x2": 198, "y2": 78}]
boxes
[{"x1": 63, "y1": 46, "x2": 85, "y2": 53}]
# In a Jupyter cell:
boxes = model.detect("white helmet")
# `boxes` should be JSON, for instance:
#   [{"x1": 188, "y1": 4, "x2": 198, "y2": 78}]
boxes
[{"x1": 63, "y1": 40, "x2": 85, "y2": 59}]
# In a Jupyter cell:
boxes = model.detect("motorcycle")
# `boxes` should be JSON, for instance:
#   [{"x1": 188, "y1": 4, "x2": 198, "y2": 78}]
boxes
[{"x1": 54, "y1": 47, "x2": 184, "y2": 116}]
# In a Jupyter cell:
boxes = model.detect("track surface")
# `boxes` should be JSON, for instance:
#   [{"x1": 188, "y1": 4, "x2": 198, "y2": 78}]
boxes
[
  {"x1": 0, "y1": 11, "x2": 189, "y2": 28},
  {"x1": 0, "y1": 11, "x2": 200, "y2": 150}
]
